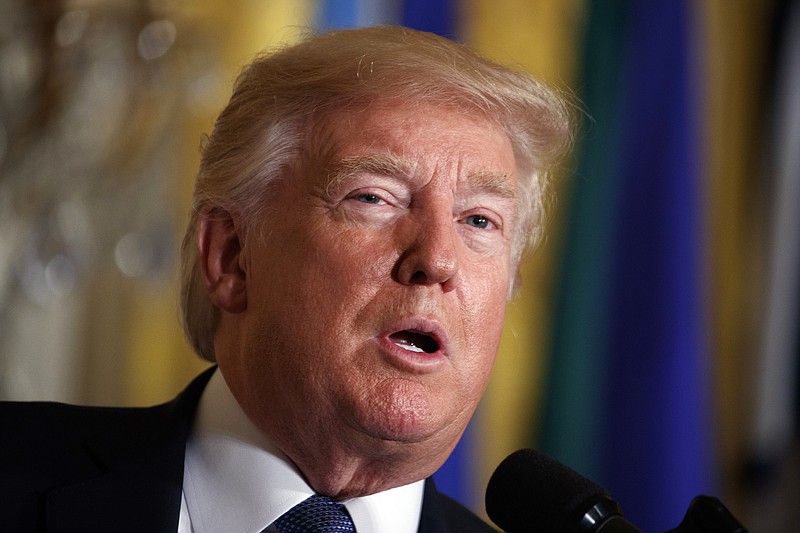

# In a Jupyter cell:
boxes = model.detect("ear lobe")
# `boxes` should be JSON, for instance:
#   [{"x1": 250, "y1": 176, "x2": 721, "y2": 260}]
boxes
[{"x1": 197, "y1": 207, "x2": 247, "y2": 313}]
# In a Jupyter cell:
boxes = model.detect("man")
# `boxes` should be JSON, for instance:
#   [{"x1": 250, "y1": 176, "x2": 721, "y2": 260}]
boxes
[{"x1": 2, "y1": 26, "x2": 570, "y2": 532}]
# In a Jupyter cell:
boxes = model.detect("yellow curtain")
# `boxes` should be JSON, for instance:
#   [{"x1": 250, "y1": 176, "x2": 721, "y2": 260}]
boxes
[{"x1": 121, "y1": 0, "x2": 314, "y2": 406}]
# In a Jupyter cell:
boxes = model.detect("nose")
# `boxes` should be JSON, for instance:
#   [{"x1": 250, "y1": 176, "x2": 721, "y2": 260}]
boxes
[{"x1": 395, "y1": 215, "x2": 460, "y2": 292}]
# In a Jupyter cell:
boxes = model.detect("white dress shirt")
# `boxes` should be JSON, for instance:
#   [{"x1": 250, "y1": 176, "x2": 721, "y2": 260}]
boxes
[{"x1": 178, "y1": 370, "x2": 424, "y2": 533}]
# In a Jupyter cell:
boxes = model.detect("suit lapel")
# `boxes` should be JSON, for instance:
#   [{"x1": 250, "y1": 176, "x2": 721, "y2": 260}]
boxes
[
  {"x1": 43, "y1": 368, "x2": 214, "y2": 533},
  {"x1": 39, "y1": 369, "x2": 492, "y2": 532},
  {"x1": 418, "y1": 478, "x2": 496, "y2": 532},
  {"x1": 418, "y1": 478, "x2": 457, "y2": 533}
]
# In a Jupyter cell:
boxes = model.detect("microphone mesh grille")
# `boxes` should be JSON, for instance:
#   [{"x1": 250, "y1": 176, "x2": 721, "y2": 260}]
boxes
[{"x1": 485, "y1": 448, "x2": 608, "y2": 533}]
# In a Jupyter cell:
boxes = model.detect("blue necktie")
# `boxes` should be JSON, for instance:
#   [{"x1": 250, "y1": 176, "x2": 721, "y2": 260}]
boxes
[{"x1": 275, "y1": 495, "x2": 356, "y2": 533}]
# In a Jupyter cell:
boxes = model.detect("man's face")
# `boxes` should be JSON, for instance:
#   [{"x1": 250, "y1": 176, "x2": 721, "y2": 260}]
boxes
[{"x1": 217, "y1": 101, "x2": 520, "y2": 488}]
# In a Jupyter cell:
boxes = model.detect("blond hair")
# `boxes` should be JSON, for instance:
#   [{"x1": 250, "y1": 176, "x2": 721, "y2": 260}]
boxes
[{"x1": 180, "y1": 26, "x2": 572, "y2": 361}]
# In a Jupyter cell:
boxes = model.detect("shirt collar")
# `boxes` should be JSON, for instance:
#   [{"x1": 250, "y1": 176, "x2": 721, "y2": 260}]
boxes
[{"x1": 183, "y1": 369, "x2": 424, "y2": 533}]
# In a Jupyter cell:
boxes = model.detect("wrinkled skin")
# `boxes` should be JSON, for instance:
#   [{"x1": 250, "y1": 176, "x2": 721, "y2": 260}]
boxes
[{"x1": 200, "y1": 102, "x2": 520, "y2": 498}]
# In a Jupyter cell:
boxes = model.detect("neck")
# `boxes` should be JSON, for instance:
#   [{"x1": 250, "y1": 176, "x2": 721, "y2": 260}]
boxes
[{"x1": 276, "y1": 435, "x2": 447, "y2": 499}]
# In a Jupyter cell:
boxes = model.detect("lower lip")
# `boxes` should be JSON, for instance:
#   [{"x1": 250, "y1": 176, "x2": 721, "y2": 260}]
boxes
[{"x1": 376, "y1": 336, "x2": 447, "y2": 373}]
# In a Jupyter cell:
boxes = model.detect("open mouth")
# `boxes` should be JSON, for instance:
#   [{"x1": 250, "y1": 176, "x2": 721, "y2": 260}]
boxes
[{"x1": 388, "y1": 330, "x2": 440, "y2": 354}]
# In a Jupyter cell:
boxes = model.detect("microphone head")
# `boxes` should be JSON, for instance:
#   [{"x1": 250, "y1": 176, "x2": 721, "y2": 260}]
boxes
[{"x1": 485, "y1": 448, "x2": 611, "y2": 533}]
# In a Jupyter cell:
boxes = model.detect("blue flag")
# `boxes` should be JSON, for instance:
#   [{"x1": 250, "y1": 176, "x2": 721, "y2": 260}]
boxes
[{"x1": 540, "y1": 2, "x2": 716, "y2": 531}]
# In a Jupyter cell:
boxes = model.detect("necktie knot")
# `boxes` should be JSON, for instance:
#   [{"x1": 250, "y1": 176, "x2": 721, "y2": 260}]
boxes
[{"x1": 275, "y1": 495, "x2": 356, "y2": 533}]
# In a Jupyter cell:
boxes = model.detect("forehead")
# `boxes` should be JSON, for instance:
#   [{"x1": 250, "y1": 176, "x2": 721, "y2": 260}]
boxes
[{"x1": 315, "y1": 102, "x2": 518, "y2": 189}]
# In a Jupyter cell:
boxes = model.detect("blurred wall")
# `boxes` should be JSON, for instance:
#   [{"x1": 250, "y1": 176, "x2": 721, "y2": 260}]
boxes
[{"x1": 1, "y1": 1, "x2": 795, "y2": 531}]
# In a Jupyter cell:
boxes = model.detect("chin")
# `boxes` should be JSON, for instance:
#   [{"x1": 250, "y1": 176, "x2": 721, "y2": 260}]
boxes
[{"x1": 354, "y1": 381, "x2": 467, "y2": 448}]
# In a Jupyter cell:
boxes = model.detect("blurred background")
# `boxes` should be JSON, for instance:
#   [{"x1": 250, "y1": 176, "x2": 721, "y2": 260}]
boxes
[{"x1": 1, "y1": 1, "x2": 797, "y2": 531}]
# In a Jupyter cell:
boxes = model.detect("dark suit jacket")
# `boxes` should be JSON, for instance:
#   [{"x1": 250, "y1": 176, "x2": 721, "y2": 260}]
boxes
[{"x1": 1, "y1": 369, "x2": 495, "y2": 532}]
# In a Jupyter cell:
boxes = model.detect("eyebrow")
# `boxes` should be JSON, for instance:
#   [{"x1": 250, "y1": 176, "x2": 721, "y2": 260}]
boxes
[
  {"x1": 324, "y1": 154, "x2": 411, "y2": 197},
  {"x1": 467, "y1": 171, "x2": 520, "y2": 204},
  {"x1": 324, "y1": 154, "x2": 520, "y2": 207}
]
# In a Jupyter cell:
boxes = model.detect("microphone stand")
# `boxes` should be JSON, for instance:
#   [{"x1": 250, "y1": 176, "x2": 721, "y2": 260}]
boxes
[{"x1": 662, "y1": 496, "x2": 747, "y2": 533}]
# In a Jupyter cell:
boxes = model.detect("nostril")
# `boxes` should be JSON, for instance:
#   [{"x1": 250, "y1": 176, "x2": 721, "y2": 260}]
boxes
[
  {"x1": 410, "y1": 271, "x2": 428, "y2": 283},
  {"x1": 395, "y1": 243, "x2": 459, "y2": 288}
]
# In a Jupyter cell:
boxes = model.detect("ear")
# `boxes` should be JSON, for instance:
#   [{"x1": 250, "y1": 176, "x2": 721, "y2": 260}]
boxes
[{"x1": 197, "y1": 207, "x2": 247, "y2": 313}]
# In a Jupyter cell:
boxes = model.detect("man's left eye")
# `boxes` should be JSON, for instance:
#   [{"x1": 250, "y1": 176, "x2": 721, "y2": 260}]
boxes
[
  {"x1": 356, "y1": 193, "x2": 383, "y2": 204},
  {"x1": 465, "y1": 214, "x2": 491, "y2": 229}
]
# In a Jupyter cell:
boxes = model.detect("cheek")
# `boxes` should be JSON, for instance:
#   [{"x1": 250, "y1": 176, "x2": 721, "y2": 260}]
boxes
[
  {"x1": 307, "y1": 222, "x2": 399, "y2": 278},
  {"x1": 460, "y1": 264, "x2": 510, "y2": 332},
  {"x1": 458, "y1": 269, "x2": 509, "y2": 382}
]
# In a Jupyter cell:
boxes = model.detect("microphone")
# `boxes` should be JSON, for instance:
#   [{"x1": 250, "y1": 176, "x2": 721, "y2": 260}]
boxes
[
  {"x1": 485, "y1": 448, "x2": 642, "y2": 533},
  {"x1": 485, "y1": 448, "x2": 747, "y2": 533}
]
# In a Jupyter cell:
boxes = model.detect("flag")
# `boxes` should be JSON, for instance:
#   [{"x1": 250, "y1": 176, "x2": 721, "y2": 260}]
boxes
[
  {"x1": 317, "y1": 0, "x2": 401, "y2": 29},
  {"x1": 538, "y1": 2, "x2": 716, "y2": 531}
]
